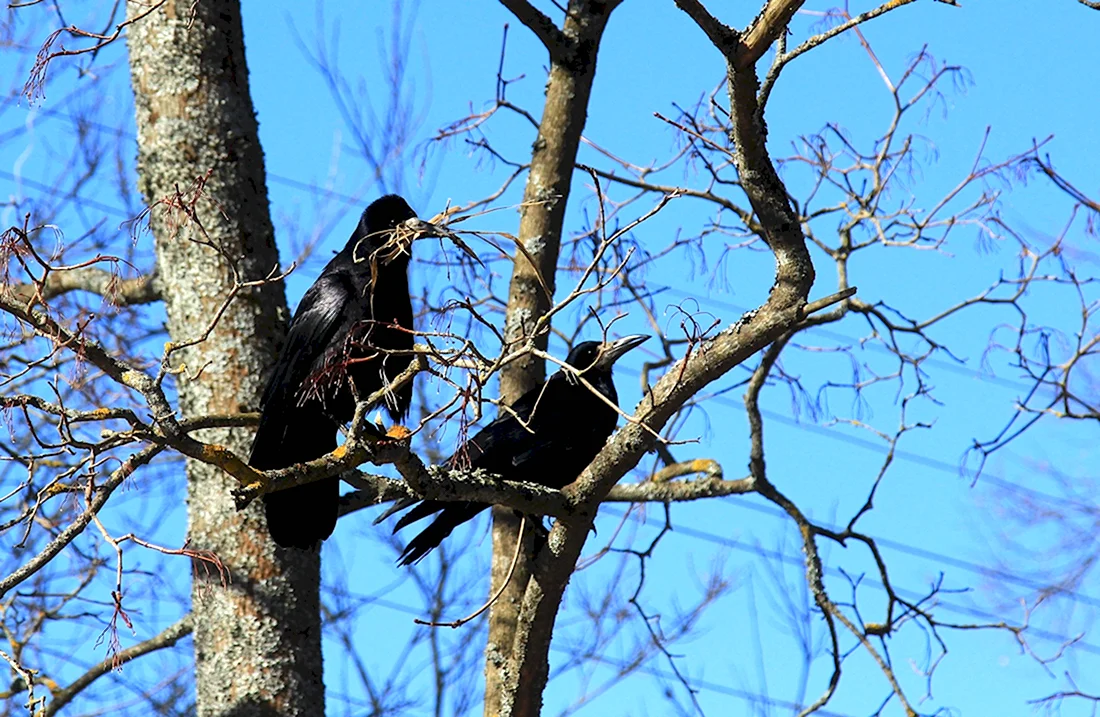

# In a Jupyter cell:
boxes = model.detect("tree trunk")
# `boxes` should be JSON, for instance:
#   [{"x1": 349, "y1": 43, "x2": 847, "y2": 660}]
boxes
[
  {"x1": 487, "y1": 2, "x2": 623, "y2": 714},
  {"x1": 126, "y1": 3, "x2": 324, "y2": 715}
]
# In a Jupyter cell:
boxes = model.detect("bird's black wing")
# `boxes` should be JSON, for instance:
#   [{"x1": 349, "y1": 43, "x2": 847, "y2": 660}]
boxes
[
  {"x1": 450, "y1": 377, "x2": 562, "y2": 469},
  {"x1": 385, "y1": 408, "x2": 529, "y2": 533},
  {"x1": 256, "y1": 270, "x2": 356, "y2": 421},
  {"x1": 250, "y1": 269, "x2": 357, "y2": 549},
  {"x1": 387, "y1": 376, "x2": 566, "y2": 532}
]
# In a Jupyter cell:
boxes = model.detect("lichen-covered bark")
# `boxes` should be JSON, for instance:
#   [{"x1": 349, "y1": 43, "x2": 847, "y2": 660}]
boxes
[
  {"x1": 126, "y1": 3, "x2": 323, "y2": 715},
  {"x1": 490, "y1": 3, "x2": 819, "y2": 714},
  {"x1": 487, "y1": 3, "x2": 623, "y2": 714},
  {"x1": 498, "y1": 0, "x2": 621, "y2": 402}
]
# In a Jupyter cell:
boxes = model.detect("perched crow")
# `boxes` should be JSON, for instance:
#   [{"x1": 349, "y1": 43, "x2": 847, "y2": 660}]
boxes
[
  {"x1": 389, "y1": 334, "x2": 649, "y2": 565},
  {"x1": 250, "y1": 195, "x2": 443, "y2": 549}
]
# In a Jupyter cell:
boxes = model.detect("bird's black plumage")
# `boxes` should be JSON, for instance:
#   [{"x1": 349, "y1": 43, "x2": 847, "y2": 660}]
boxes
[
  {"x1": 250, "y1": 195, "x2": 430, "y2": 549},
  {"x1": 390, "y1": 334, "x2": 649, "y2": 565}
]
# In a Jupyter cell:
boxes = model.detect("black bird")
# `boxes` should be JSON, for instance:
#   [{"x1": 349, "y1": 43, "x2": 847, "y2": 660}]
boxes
[
  {"x1": 388, "y1": 334, "x2": 649, "y2": 565},
  {"x1": 250, "y1": 195, "x2": 443, "y2": 549}
]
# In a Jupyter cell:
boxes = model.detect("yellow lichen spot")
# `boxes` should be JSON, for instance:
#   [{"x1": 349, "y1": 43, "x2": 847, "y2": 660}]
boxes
[
  {"x1": 202, "y1": 443, "x2": 227, "y2": 460},
  {"x1": 690, "y1": 458, "x2": 720, "y2": 475},
  {"x1": 330, "y1": 444, "x2": 349, "y2": 460},
  {"x1": 386, "y1": 425, "x2": 413, "y2": 440},
  {"x1": 865, "y1": 622, "x2": 891, "y2": 636}
]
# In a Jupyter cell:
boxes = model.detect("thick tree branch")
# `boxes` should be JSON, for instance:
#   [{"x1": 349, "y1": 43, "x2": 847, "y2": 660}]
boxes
[
  {"x1": 339, "y1": 468, "x2": 568, "y2": 517},
  {"x1": 494, "y1": 8, "x2": 827, "y2": 707},
  {"x1": 499, "y1": 0, "x2": 570, "y2": 59},
  {"x1": 337, "y1": 458, "x2": 747, "y2": 516},
  {"x1": 672, "y1": 0, "x2": 739, "y2": 60},
  {"x1": 2, "y1": 269, "x2": 160, "y2": 306},
  {"x1": 489, "y1": 1, "x2": 626, "y2": 712},
  {"x1": 650, "y1": 457, "x2": 722, "y2": 482},
  {"x1": 738, "y1": 0, "x2": 806, "y2": 69},
  {"x1": 606, "y1": 474, "x2": 753, "y2": 502}
]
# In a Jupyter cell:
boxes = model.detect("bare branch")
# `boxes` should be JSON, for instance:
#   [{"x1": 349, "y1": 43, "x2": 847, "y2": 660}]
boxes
[
  {"x1": 738, "y1": 0, "x2": 806, "y2": 69},
  {"x1": 0, "y1": 444, "x2": 164, "y2": 598},
  {"x1": 499, "y1": 0, "x2": 570, "y2": 59},
  {"x1": 672, "y1": 0, "x2": 739, "y2": 62},
  {"x1": 1031, "y1": 154, "x2": 1100, "y2": 213},
  {"x1": 43, "y1": 615, "x2": 193, "y2": 716},
  {"x1": 2, "y1": 268, "x2": 160, "y2": 306},
  {"x1": 758, "y1": 0, "x2": 923, "y2": 112},
  {"x1": 22, "y1": 0, "x2": 175, "y2": 101},
  {"x1": 605, "y1": 473, "x2": 753, "y2": 503}
]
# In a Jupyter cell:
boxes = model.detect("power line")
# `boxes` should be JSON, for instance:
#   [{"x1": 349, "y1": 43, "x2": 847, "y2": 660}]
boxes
[
  {"x1": 0, "y1": 167, "x2": 133, "y2": 219},
  {"x1": 614, "y1": 365, "x2": 1100, "y2": 611},
  {"x1": 343, "y1": 592, "x2": 857, "y2": 716},
  {"x1": 27, "y1": 106, "x2": 372, "y2": 209},
  {"x1": 599, "y1": 505, "x2": 1100, "y2": 657},
  {"x1": 19, "y1": 93, "x2": 1098, "y2": 651},
  {"x1": 729, "y1": 497, "x2": 1100, "y2": 611},
  {"x1": 617, "y1": 362, "x2": 1068, "y2": 508},
  {"x1": 556, "y1": 649, "x2": 854, "y2": 717},
  {"x1": 758, "y1": 403, "x2": 1069, "y2": 508},
  {"x1": 656, "y1": 285, "x2": 1031, "y2": 393}
]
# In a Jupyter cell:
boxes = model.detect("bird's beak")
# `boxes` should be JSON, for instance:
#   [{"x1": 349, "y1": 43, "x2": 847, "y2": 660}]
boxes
[
  {"x1": 596, "y1": 334, "x2": 650, "y2": 369},
  {"x1": 401, "y1": 217, "x2": 448, "y2": 238},
  {"x1": 400, "y1": 217, "x2": 484, "y2": 266}
]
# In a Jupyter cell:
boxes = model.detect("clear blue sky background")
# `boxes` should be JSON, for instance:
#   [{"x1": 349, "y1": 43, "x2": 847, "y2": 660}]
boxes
[{"x1": 2, "y1": 1, "x2": 1098, "y2": 716}]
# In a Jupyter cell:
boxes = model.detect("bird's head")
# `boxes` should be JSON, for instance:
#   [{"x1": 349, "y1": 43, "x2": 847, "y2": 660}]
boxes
[
  {"x1": 352, "y1": 194, "x2": 481, "y2": 267},
  {"x1": 565, "y1": 334, "x2": 650, "y2": 375}
]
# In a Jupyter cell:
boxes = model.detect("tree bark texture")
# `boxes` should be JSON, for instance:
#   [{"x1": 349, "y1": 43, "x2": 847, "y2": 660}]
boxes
[
  {"x1": 486, "y1": 3, "x2": 623, "y2": 715},
  {"x1": 126, "y1": 3, "x2": 324, "y2": 715},
  {"x1": 489, "y1": 3, "x2": 818, "y2": 714}
]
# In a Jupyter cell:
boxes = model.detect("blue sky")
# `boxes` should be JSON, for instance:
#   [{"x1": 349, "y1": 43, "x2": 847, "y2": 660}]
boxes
[{"x1": 2, "y1": 1, "x2": 1099, "y2": 715}]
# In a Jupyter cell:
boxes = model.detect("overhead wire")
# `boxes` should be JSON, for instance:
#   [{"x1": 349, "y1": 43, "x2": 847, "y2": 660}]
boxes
[{"x1": 13, "y1": 93, "x2": 1098, "y2": 661}]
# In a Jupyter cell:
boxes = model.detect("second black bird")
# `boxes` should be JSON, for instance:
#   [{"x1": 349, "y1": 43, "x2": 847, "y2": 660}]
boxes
[
  {"x1": 250, "y1": 195, "x2": 441, "y2": 549},
  {"x1": 388, "y1": 334, "x2": 650, "y2": 565}
]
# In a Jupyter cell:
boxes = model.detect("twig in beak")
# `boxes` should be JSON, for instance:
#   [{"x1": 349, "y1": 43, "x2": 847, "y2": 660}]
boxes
[{"x1": 406, "y1": 217, "x2": 485, "y2": 267}]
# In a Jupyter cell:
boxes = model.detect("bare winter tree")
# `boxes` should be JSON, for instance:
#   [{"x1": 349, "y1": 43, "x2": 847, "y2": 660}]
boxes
[{"x1": 1, "y1": 1, "x2": 1097, "y2": 717}]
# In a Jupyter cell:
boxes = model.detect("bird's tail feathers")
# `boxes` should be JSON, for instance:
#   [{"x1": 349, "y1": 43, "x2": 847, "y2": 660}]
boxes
[
  {"x1": 396, "y1": 502, "x2": 487, "y2": 566},
  {"x1": 264, "y1": 477, "x2": 339, "y2": 549},
  {"x1": 393, "y1": 499, "x2": 449, "y2": 532},
  {"x1": 250, "y1": 414, "x2": 341, "y2": 549},
  {"x1": 373, "y1": 496, "x2": 418, "y2": 525}
]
